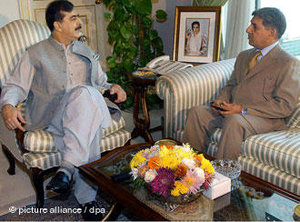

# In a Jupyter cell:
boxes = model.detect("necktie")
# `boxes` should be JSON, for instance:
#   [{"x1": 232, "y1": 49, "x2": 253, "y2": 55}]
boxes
[{"x1": 248, "y1": 51, "x2": 262, "y2": 71}]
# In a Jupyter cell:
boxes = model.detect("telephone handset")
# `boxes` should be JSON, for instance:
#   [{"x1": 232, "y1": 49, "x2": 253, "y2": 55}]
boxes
[
  {"x1": 140, "y1": 55, "x2": 193, "y2": 75},
  {"x1": 146, "y1": 55, "x2": 170, "y2": 69}
]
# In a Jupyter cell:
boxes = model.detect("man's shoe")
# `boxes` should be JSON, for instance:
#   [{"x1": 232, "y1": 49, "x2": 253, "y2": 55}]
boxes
[
  {"x1": 46, "y1": 172, "x2": 72, "y2": 193},
  {"x1": 80, "y1": 201, "x2": 104, "y2": 221}
]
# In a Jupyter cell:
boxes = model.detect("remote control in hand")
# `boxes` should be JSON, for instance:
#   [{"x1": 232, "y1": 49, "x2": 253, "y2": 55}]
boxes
[{"x1": 103, "y1": 89, "x2": 118, "y2": 102}]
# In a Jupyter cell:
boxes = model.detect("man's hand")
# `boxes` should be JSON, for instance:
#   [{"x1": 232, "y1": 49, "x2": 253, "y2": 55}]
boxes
[
  {"x1": 110, "y1": 84, "x2": 127, "y2": 103},
  {"x1": 211, "y1": 99, "x2": 226, "y2": 114},
  {"x1": 218, "y1": 101, "x2": 242, "y2": 116},
  {"x1": 2, "y1": 104, "x2": 26, "y2": 131},
  {"x1": 211, "y1": 100, "x2": 242, "y2": 116}
]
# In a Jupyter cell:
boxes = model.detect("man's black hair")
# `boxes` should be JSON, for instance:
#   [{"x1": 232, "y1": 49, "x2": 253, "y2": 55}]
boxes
[
  {"x1": 46, "y1": 0, "x2": 74, "y2": 32},
  {"x1": 252, "y1": 7, "x2": 286, "y2": 39}
]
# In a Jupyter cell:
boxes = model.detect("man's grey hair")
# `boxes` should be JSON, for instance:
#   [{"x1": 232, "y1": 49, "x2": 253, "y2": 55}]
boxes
[{"x1": 252, "y1": 7, "x2": 286, "y2": 39}]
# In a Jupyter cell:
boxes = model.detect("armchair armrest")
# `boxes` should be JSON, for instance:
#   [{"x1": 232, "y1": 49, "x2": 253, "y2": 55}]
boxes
[{"x1": 155, "y1": 59, "x2": 235, "y2": 140}]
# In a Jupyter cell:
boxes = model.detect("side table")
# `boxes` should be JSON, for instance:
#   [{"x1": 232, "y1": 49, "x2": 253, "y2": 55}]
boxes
[{"x1": 129, "y1": 72, "x2": 161, "y2": 142}]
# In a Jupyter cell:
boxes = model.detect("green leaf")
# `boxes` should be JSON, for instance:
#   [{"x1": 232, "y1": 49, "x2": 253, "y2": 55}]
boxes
[
  {"x1": 114, "y1": 7, "x2": 126, "y2": 21},
  {"x1": 124, "y1": 60, "x2": 135, "y2": 72},
  {"x1": 143, "y1": 17, "x2": 152, "y2": 26},
  {"x1": 143, "y1": 39, "x2": 150, "y2": 47},
  {"x1": 107, "y1": 57, "x2": 116, "y2": 68},
  {"x1": 155, "y1": 9, "x2": 167, "y2": 20},
  {"x1": 104, "y1": 12, "x2": 111, "y2": 20},
  {"x1": 149, "y1": 30, "x2": 158, "y2": 40},
  {"x1": 135, "y1": 0, "x2": 152, "y2": 15},
  {"x1": 132, "y1": 25, "x2": 138, "y2": 35},
  {"x1": 103, "y1": 0, "x2": 112, "y2": 7},
  {"x1": 121, "y1": 0, "x2": 130, "y2": 6},
  {"x1": 120, "y1": 25, "x2": 132, "y2": 39}
]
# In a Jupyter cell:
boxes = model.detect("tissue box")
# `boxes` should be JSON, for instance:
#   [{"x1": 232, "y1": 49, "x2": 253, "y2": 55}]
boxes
[{"x1": 203, "y1": 172, "x2": 231, "y2": 199}]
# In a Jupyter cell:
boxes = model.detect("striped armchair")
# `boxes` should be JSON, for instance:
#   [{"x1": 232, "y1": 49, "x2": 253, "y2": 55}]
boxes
[
  {"x1": 156, "y1": 59, "x2": 300, "y2": 197},
  {"x1": 0, "y1": 20, "x2": 131, "y2": 207}
]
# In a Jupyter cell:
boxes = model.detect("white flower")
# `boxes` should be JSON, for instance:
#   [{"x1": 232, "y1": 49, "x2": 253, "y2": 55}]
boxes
[
  {"x1": 181, "y1": 143, "x2": 193, "y2": 152},
  {"x1": 144, "y1": 169, "x2": 157, "y2": 183},
  {"x1": 131, "y1": 168, "x2": 138, "y2": 180},
  {"x1": 194, "y1": 167, "x2": 205, "y2": 184},
  {"x1": 182, "y1": 143, "x2": 191, "y2": 149},
  {"x1": 182, "y1": 158, "x2": 196, "y2": 169}
]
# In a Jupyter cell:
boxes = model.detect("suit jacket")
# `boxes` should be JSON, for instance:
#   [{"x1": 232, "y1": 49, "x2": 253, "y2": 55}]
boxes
[{"x1": 217, "y1": 45, "x2": 300, "y2": 130}]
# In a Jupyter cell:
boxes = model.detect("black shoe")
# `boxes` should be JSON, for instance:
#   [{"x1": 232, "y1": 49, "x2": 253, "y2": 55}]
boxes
[
  {"x1": 46, "y1": 172, "x2": 72, "y2": 193},
  {"x1": 80, "y1": 201, "x2": 104, "y2": 221}
]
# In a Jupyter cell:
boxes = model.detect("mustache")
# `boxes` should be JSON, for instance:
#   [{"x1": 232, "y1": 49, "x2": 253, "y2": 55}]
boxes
[{"x1": 75, "y1": 25, "x2": 82, "y2": 31}]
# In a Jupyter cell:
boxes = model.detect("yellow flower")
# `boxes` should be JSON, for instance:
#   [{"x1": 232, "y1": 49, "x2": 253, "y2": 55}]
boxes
[
  {"x1": 158, "y1": 146, "x2": 182, "y2": 169},
  {"x1": 130, "y1": 151, "x2": 146, "y2": 169},
  {"x1": 200, "y1": 157, "x2": 215, "y2": 175},
  {"x1": 171, "y1": 181, "x2": 189, "y2": 196},
  {"x1": 175, "y1": 146, "x2": 195, "y2": 160},
  {"x1": 158, "y1": 145, "x2": 171, "y2": 158},
  {"x1": 171, "y1": 188, "x2": 180, "y2": 196},
  {"x1": 159, "y1": 155, "x2": 181, "y2": 170}
]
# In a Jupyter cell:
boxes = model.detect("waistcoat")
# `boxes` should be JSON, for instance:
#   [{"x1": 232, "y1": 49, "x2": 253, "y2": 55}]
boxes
[{"x1": 25, "y1": 37, "x2": 100, "y2": 130}]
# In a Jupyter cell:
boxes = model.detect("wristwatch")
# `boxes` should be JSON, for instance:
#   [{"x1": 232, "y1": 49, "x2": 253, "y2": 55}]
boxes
[{"x1": 241, "y1": 107, "x2": 247, "y2": 115}]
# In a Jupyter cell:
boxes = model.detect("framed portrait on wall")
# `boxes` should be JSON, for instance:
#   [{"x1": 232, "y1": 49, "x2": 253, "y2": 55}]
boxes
[{"x1": 173, "y1": 6, "x2": 222, "y2": 64}]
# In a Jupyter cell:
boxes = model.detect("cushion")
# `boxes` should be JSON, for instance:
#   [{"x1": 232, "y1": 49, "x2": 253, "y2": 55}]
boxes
[
  {"x1": 24, "y1": 116, "x2": 126, "y2": 153},
  {"x1": 239, "y1": 156, "x2": 300, "y2": 195},
  {"x1": 242, "y1": 129, "x2": 300, "y2": 179},
  {"x1": 23, "y1": 152, "x2": 62, "y2": 170},
  {"x1": 24, "y1": 130, "x2": 56, "y2": 153},
  {"x1": 209, "y1": 128, "x2": 300, "y2": 179},
  {"x1": 23, "y1": 128, "x2": 131, "y2": 170},
  {"x1": 286, "y1": 102, "x2": 300, "y2": 128}
]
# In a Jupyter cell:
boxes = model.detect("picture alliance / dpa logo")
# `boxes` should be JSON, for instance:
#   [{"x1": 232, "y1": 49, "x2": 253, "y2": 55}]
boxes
[{"x1": 9, "y1": 206, "x2": 105, "y2": 215}]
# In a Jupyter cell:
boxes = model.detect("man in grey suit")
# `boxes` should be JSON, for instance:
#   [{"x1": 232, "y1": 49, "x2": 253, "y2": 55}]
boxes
[
  {"x1": 182, "y1": 7, "x2": 300, "y2": 160},
  {"x1": 0, "y1": 0, "x2": 126, "y2": 220}
]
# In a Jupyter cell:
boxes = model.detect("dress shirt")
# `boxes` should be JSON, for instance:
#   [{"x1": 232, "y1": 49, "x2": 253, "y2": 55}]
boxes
[{"x1": 256, "y1": 41, "x2": 279, "y2": 63}]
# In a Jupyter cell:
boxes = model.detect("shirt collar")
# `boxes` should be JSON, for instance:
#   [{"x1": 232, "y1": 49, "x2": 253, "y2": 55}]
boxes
[
  {"x1": 49, "y1": 36, "x2": 74, "y2": 51},
  {"x1": 258, "y1": 41, "x2": 279, "y2": 57}
]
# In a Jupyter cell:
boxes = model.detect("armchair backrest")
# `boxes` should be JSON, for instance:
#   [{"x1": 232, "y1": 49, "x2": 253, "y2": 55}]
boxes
[{"x1": 0, "y1": 19, "x2": 50, "y2": 88}]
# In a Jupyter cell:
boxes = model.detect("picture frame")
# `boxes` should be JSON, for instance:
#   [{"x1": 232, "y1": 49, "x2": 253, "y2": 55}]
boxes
[{"x1": 173, "y1": 6, "x2": 222, "y2": 64}]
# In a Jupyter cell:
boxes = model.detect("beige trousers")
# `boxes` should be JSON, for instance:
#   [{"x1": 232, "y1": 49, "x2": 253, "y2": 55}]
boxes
[{"x1": 182, "y1": 106, "x2": 286, "y2": 159}]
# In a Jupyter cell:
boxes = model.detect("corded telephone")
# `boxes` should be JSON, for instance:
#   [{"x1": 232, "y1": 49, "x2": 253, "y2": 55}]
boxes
[{"x1": 139, "y1": 55, "x2": 193, "y2": 75}]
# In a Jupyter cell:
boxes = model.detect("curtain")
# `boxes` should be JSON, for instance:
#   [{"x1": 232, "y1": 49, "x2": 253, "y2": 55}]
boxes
[
  {"x1": 223, "y1": 0, "x2": 255, "y2": 59},
  {"x1": 193, "y1": 0, "x2": 228, "y2": 6}
]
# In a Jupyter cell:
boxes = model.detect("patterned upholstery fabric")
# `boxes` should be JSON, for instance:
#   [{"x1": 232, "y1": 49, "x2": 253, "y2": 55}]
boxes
[
  {"x1": 156, "y1": 58, "x2": 300, "y2": 195},
  {"x1": 209, "y1": 128, "x2": 300, "y2": 178},
  {"x1": 286, "y1": 103, "x2": 300, "y2": 128},
  {"x1": 156, "y1": 59, "x2": 235, "y2": 140},
  {"x1": 24, "y1": 130, "x2": 57, "y2": 153},
  {"x1": 239, "y1": 157, "x2": 300, "y2": 195},
  {"x1": 23, "y1": 152, "x2": 62, "y2": 170},
  {"x1": 242, "y1": 129, "x2": 300, "y2": 179},
  {"x1": 0, "y1": 19, "x2": 50, "y2": 86},
  {"x1": 23, "y1": 129, "x2": 131, "y2": 170},
  {"x1": 24, "y1": 117, "x2": 126, "y2": 153}
]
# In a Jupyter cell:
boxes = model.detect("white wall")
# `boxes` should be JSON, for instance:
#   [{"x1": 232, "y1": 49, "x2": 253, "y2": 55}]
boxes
[
  {"x1": 0, "y1": 0, "x2": 20, "y2": 28},
  {"x1": 152, "y1": 0, "x2": 193, "y2": 58},
  {"x1": 0, "y1": 0, "x2": 192, "y2": 58}
]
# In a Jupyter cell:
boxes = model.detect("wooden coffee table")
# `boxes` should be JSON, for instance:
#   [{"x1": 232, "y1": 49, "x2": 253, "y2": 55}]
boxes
[{"x1": 79, "y1": 142, "x2": 299, "y2": 221}]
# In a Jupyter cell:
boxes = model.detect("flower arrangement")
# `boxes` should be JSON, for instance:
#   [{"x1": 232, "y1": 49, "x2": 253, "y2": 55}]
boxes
[{"x1": 130, "y1": 144, "x2": 215, "y2": 199}]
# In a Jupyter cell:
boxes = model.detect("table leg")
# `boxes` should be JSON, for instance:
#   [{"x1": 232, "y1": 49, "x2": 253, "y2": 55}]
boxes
[{"x1": 131, "y1": 85, "x2": 153, "y2": 142}]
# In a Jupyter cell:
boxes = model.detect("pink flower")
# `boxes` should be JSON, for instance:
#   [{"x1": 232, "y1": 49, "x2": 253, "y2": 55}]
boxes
[
  {"x1": 181, "y1": 169, "x2": 204, "y2": 194},
  {"x1": 149, "y1": 168, "x2": 175, "y2": 198}
]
